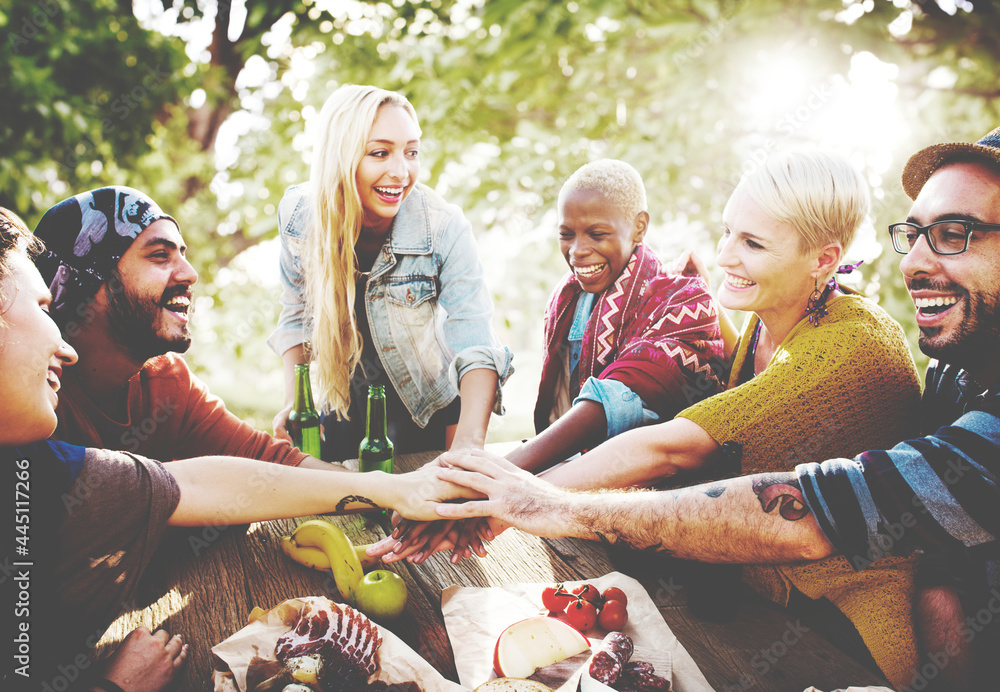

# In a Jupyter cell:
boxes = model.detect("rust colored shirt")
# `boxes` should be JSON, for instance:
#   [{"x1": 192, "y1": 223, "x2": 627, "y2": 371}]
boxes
[{"x1": 53, "y1": 353, "x2": 307, "y2": 465}]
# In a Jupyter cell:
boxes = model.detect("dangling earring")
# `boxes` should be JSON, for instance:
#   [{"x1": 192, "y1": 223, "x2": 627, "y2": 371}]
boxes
[{"x1": 805, "y1": 276, "x2": 829, "y2": 327}]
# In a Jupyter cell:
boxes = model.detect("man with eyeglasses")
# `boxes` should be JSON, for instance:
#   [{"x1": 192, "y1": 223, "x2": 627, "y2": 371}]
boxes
[{"x1": 421, "y1": 127, "x2": 1000, "y2": 689}]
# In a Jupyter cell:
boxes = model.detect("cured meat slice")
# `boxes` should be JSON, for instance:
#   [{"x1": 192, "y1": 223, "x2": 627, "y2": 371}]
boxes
[
  {"x1": 588, "y1": 632, "x2": 634, "y2": 686},
  {"x1": 620, "y1": 660, "x2": 671, "y2": 691},
  {"x1": 275, "y1": 599, "x2": 382, "y2": 691}
]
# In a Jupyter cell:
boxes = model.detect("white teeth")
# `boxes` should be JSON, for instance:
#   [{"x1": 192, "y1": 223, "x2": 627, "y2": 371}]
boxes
[
  {"x1": 726, "y1": 275, "x2": 755, "y2": 288},
  {"x1": 375, "y1": 186, "x2": 403, "y2": 196},
  {"x1": 574, "y1": 264, "x2": 605, "y2": 277},
  {"x1": 914, "y1": 296, "x2": 958, "y2": 308},
  {"x1": 165, "y1": 296, "x2": 190, "y2": 308}
]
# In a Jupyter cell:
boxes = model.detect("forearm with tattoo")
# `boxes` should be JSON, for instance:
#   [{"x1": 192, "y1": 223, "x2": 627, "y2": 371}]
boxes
[{"x1": 564, "y1": 472, "x2": 834, "y2": 565}]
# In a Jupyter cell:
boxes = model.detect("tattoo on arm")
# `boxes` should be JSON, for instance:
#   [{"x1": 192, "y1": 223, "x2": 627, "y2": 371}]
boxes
[
  {"x1": 751, "y1": 475, "x2": 808, "y2": 522},
  {"x1": 703, "y1": 485, "x2": 726, "y2": 499},
  {"x1": 335, "y1": 495, "x2": 381, "y2": 512}
]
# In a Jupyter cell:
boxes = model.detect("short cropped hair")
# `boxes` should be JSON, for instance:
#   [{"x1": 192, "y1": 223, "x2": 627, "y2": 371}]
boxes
[
  {"x1": 739, "y1": 151, "x2": 870, "y2": 253},
  {"x1": 558, "y1": 159, "x2": 647, "y2": 222}
]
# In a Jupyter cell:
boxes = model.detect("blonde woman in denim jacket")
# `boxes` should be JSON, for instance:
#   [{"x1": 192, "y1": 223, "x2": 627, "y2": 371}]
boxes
[{"x1": 268, "y1": 85, "x2": 512, "y2": 461}]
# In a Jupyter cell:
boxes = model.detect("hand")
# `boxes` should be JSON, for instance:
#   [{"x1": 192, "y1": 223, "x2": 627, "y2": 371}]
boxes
[
  {"x1": 450, "y1": 517, "x2": 493, "y2": 561},
  {"x1": 368, "y1": 515, "x2": 506, "y2": 563},
  {"x1": 380, "y1": 517, "x2": 492, "y2": 563},
  {"x1": 99, "y1": 627, "x2": 188, "y2": 692},
  {"x1": 365, "y1": 515, "x2": 447, "y2": 562},
  {"x1": 422, "y1": 452, "x2": 452, "y2": 469},
  {"x1": 672, "y1": 249, "x2": 712, "y2": 288},
  {"x1": 382, "y1": 519, "x2": 460, "y2": 563},
  {"x1": 433, "y1": 449, "x2": 575, "y2": 538},
  {"x1": 272, "y1": 404, "x2": 294, "y2": 442},
  {"x1": 385, "y1": 465, "x2": 485, "y2": 522}
]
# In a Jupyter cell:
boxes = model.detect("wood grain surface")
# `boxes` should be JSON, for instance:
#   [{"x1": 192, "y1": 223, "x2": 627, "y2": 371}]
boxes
[{"x1": 95, "y1": 451, "x2": 889, "y2": 692}]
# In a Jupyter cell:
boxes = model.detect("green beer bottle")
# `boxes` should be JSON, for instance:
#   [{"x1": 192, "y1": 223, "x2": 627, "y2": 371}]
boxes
[
  {"x1": 288, "y1": 363, "x2": 322, "y2": 459},
  {"x1": 358, "y1": 384, "x2": 394, "y2": 474}
]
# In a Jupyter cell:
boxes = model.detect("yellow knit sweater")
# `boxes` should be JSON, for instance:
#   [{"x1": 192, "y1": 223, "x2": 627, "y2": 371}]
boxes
[
  {"x1": 678, "y1": 293, "x2": 923, "y2": 688},
  {"x1": 679, "y1": 294, "x2": 921, "y2": 476}
]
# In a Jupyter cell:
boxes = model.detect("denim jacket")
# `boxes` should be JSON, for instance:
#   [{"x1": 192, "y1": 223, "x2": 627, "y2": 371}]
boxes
[{"x1": 267, "y1": 183, "x2": 513, "y2": 427}]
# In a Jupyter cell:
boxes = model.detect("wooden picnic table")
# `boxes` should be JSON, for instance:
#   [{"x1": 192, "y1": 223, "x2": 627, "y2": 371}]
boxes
[{"x1": 96, "y1": 450, "x2": 890, "y2": 692}]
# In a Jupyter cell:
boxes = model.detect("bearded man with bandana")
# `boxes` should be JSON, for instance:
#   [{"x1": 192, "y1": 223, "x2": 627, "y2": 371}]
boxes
[{"x1": 33, "y1": 187, "x2": 333, "y2": 470}]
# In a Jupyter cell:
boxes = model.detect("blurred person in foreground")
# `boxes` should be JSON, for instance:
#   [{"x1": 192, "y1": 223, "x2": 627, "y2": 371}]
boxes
[
  {"x1": 430, "y1": 128, "x2": 1000, "y2": 691},
  {"x1": 32, "y1": 186, "x2": 333, "y2": 469},
  {"x1": 0, "y1": 207, "x2": 475, "y2": 692},
  {"x1": 383, "y1": 150, "x2": 924, "y2": 686}
]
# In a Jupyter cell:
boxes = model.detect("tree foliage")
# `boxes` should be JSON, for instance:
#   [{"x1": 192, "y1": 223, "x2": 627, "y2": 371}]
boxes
[{"x1": 3, "y1": 0, "x2": 1000, "y2": 430}]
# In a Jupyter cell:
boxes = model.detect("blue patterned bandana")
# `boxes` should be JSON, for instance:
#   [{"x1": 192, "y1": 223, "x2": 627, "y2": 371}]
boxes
[{"x1": 33, "y1": 187, "x2": 176, "y2": 317}]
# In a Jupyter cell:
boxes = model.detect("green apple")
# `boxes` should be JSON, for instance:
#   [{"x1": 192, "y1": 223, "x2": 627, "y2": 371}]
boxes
[{"x1": 353, "y1": 569, "x2": 408, "y2": 620}]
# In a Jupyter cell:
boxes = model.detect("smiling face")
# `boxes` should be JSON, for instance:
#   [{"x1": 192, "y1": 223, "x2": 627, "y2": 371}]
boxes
[
  {"x1": 102, "y1": 218, "x2": 197, "y2": 363},
  {"x1": 355, "y1": 104, "x2": 420, "y2": 235},
  {"x1": 716, "y1": 186, "x2": 819, "y2": 323},
  {"x1": 558, "y1": 187, "x2": 647, "y2": 294},
  {"x1": 899, "y1": 161, "x2": 1000, "y2": 379},
  {"x1": 0, "y1": 253, "x2": 78, "y2": 445}
]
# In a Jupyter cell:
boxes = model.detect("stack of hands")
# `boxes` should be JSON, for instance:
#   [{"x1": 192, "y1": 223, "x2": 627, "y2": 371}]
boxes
[{"x1": 368, "y1": 449, "x2": 569, "y2": 565}]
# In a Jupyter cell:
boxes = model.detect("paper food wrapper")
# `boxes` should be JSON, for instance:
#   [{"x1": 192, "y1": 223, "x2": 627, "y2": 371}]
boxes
[
  {"x1": 441, "y1": 571, "x2": 714, "y2": 691},
  {"x1": 211, "y1": 596, "x2": 466, "y2": 692},
  {"x1": 803, "y1": 688, "x2": 895, "y2": 692}
]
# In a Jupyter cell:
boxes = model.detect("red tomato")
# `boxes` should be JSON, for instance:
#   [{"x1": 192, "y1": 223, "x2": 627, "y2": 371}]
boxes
[
  {"x1": 572, "y1": 583, "x2": 601, "y2": 606},
  {"x1": 601, "y1": 587, "x2": 628, "y2": 607},
  {"x1": 598, "y1": 599, "x2": 628, "y2": 631},
  {"x1": 541, "y1": 585, "x2": 574, "y2": 613},
  {"x1": 563, "y1": 598, "x2": 598, "y2": 631}
]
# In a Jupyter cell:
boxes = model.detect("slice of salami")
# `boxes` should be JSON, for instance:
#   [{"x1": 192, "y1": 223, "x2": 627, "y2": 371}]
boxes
[
  {"x1": 604, "y1": 632, "x2": 634, "y2": 663},
  {"x1": 622, "y1": 661, "x2": 654, "y2": 677},
  {"x1": 620, "y1": 659, "x2": 671, "y2": 691},
  {"x1": 587, "y1": 632, "x2": 634, "y2": 686}
]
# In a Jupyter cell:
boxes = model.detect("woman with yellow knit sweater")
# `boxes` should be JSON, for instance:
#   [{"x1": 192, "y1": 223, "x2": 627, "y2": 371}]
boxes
[{"x1": 511, "y1": 150, "x2": 923, "y2": 686}]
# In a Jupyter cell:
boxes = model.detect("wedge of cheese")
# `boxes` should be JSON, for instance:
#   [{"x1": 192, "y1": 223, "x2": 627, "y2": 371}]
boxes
[{"x1": 493, "y1": 616, "x2": 591, "y2": 679}]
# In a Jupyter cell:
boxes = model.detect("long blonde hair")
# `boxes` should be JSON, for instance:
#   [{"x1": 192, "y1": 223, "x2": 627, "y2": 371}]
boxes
[{"x1": 306, "y1": 85, "x2": 420, "y2": 419}]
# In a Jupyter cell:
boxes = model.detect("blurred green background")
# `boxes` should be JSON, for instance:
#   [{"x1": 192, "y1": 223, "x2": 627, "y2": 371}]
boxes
[{"x1": 3, "y1": 0, "x2": 999, "y2": 441}]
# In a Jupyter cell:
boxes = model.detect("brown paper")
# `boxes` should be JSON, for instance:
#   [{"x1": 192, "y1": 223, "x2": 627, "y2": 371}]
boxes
[
  {"x1": 211, "y1": 596, "x2": 467, "y2": 692},
  {"x1": 440, "y1": 571, "x2": 713, "y2": 691}
]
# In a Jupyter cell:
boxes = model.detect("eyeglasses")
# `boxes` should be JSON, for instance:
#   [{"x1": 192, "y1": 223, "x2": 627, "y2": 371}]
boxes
[{"x1": 889, "y1": 219, "x2": 1000, "y2": 255}]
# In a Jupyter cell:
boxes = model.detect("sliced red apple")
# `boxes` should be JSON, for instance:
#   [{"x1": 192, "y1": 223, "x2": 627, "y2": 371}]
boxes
[{"x1": 493, "y1": 616, "x2": 591, "y2": 679}]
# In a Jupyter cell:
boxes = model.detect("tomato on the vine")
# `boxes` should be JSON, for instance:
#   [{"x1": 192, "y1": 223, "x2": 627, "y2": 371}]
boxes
[
  {"x1": 572, "y1": 583, "x2": 601, "y2": 606},
  {"x1": 601, "y1": 587, "x2": 628, "y2": 607},
  {"x1": 541, "y1": 584, "x2": 574, "y2": 613},
  {"x1": 597, "y1": 598, "x2": 629, "y2": 631},
  {"x1": 563, "y1": 598, "x2": 598, "y2": 631}
]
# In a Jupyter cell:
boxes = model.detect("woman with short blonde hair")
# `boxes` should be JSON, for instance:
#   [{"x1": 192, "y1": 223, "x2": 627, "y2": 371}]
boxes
[{"x1": 744, "y1": 149, "x2": 870, "y2": 253}]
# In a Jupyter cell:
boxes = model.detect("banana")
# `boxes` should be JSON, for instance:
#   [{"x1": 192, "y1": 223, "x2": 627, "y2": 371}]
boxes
[
  {"x1": 281, "y1": 536, "x2": 329, "y2": 570},
  {"x1": 354, "y1": 543, "x2": 380, "y2": 571},
  {"x1": 288, "y1": 519, "x2": 365, "y2": 605},
  {"x1": 281, "y1": 536, "x2": 379, "y2": 572}
]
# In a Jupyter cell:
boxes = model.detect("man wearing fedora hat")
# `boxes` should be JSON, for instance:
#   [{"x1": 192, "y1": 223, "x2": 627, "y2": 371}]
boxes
[{"x1": 414, "y1": 128, "x2": 1000, "y2": 688}]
